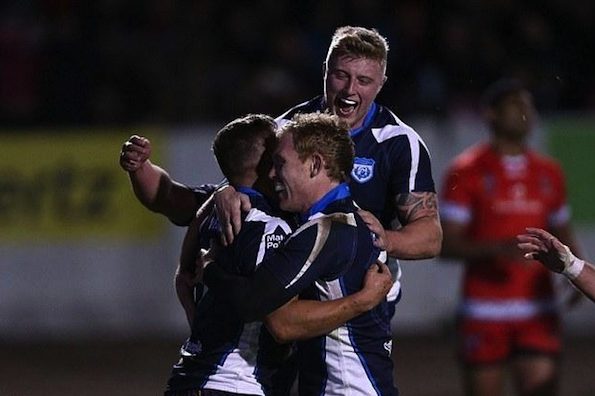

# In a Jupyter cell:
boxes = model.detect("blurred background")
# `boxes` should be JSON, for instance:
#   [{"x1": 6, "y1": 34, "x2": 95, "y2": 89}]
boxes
[{"x1": 1, "y1": 1, "x2": 594, "y2": 395}]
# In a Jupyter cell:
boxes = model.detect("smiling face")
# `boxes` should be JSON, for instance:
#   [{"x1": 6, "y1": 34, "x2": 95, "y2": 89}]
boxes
[
  {"x1": 270, "y1": 132, "x2": 314, "y2": 213},
  {"x1": 324, "y1": 54, "x2": 386, "y2": 130}
]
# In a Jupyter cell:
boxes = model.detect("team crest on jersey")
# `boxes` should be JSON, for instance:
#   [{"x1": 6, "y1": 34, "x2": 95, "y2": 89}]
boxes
[{"x1": 351, "y1": 157, "x2": 375, "y2": 183}]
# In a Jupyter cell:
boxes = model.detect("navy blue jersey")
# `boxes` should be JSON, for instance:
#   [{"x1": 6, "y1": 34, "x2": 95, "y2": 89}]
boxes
[
  {"x1": 276, "y1": 96, "x2": 435, "y2": 228},
  {"x1": 165, "y1": 189, "x2": 293, "y2": 396},
  {"x1": 173, "y1": 183, "x2": 218, "y2": 226},
  {"x1": 205, "y1": 184, "x2": 398, "y2": 396}
]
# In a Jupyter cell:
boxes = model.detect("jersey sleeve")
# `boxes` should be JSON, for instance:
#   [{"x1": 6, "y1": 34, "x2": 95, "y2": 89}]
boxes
[
  {"x1": 171, "y1": 183, "x2": 218, "y2": 226},
  {"x1": 204, "y1": 218, "x2": 354, "y2": 321}
]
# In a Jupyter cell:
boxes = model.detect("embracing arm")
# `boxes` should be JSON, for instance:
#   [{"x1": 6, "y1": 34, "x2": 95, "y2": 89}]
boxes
[
  {"x1": 119, "y1": 134, "x2": 201, "y2": 225},
  {"x1": 359, "y1": 192, "x2": 442, "y2": 259},
  {"x1": 203, "y1": 262, "x2": 292, "y2": 322},
  {"x1": 264, "y1": 261, "x2": 393, "y2": 343},
  {"x1": 175, "y1": 196, "x2": 215, "y2": 326}
]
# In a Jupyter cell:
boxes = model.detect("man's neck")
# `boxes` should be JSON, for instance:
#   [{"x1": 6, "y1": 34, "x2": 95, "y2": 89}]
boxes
[{"x1": 491, "y1": 136, "x2": 526, "y2": 156}]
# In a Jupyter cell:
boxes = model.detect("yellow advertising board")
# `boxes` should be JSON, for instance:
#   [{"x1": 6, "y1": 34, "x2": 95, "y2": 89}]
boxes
[{"x1": 0, "y1": 129, "x2": 167, "y2": 242}]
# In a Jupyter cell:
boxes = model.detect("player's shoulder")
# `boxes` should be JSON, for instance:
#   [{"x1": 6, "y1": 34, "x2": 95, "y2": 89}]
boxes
[
  {"x1": 276, "y1": 96, "x2": 323, "y2": 127},
  {"x1": 245, "y1": 203, "x2": 291, "y2": 232},
  {"x1": 370, "y1": 105, "x2": 426, "y2": 145}
]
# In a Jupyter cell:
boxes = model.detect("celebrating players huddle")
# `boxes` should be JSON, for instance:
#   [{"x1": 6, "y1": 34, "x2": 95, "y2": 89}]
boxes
[{"x1": 120, "y1": 25, "x2": 590, "y2": 396}]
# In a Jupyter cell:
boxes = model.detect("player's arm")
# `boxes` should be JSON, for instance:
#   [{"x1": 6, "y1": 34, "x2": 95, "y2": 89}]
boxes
[
  {"x1": 213, "y1": 185, "x2": 252, "y2": 246},
  {"x1": 358, "y1": 192, "x2": 442, "y2": 260},
  {"x1": 203, "y1": 261, "x2": 292, "y2": 322},
  {"x1": 263, "y1": 261, "x2": 392, "y2": 343},
  {"x1": 204, "y1": 222, "x2": 341, "y2": 322},
  {"x1": 575, "y1": 262, "x2": 595, "y2": 302},
  {"x1": 518, "y1": 227, "x2": 595, "y2": 302},
  {"x1": 175, "y1": 196, "x2": 215, "y2": 326},
  {"x1": 119, "y1": 134, "x2": 202, "y2": 225}
]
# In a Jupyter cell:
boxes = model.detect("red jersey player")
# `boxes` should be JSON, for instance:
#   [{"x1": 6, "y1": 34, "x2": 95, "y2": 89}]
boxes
[{"x1": 440, "y1": 79, "x2": 582, "y2": 396}]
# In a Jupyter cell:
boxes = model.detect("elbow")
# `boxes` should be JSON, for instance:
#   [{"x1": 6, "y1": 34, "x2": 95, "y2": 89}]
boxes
[
  {"x1": 428, "y1": 232, "x2": 443, "y2": 258},
  {"x1": 264, "y1": 318, "x2": 294, "y2": 344},
  {"x1": 423, "y1": 220, "x2": 443, "y2": 258}
]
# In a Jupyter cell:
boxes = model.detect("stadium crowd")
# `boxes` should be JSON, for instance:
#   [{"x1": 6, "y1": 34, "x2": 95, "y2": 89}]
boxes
[{"x1": 1, "y1": 0, "x2": 594, "y2": 126}]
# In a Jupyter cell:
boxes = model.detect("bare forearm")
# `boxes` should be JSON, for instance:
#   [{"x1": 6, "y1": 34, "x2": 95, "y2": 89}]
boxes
[
  {"x1": 385, "y1": 216, "x2": 442, "y2": 259},
  {"x1": 389, "y1": 191, "x2": 442, "y2": 259},
  {"x1": 128, "y1": 160, "x2": 198, "y2": 224},
  {"x1": 265, "y1": 293, "x2": 373, "y2": 343},
  {"x1": 128, "y1": 160, "x2": 168, "y2": 209},
  {"x1": 175, "y1": 271, "x2": 197, "y2": 326},
  {"x1": 572, "y1": 262, "x2": 595, "y2": 302}
]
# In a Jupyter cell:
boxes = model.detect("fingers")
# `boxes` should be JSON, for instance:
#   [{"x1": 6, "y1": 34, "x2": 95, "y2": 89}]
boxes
[
  {"x1": 525, "y1": 227, "x2": 555, "y2": 240},
  {"x1": 214, "y1": 186, "x2": 250, "y2": 246},
  {"x1": 358, "y1": 209, "x2": 382, "y2": 232},
  {"x1": 216, "y1": 208, "x2": 234, "y2": 246},
  {"x1": 119, "y1": 135, "x2": 152, "y2": 172},
  {"x1": 374, "y1": 260, "x2": 390, "y2": 274}
]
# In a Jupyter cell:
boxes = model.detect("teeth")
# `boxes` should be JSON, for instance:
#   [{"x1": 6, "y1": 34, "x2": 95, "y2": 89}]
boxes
[
  {"x1": 339, "y1": 98, "x2": 357, "y2": 106},
  {"x1": 274, "y1": 183, "x2": 285, "y2": 192}
]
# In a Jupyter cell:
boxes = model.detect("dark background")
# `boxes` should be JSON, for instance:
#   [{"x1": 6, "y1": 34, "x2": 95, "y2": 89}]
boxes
[
  {"x1": 1, "y1": 2, "x2": 594, "y2": 395},
  {"x1": 1, "y1": 0, "x2": 594, "y2": 127}
]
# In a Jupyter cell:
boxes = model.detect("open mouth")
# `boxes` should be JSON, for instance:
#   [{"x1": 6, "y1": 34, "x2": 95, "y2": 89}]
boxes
[
  {"x1": 274, "y1": 182, "x2": 286, "y2": 193},
  {"x1": 335, "y1": 97, "x2": 357, "y2": 117}
]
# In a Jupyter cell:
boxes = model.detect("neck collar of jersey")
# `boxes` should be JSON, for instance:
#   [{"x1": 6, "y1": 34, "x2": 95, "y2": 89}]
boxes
[
  {"x1": 349, "y1": 102, "x2": 377, "y2": 138},
  {"x1": 236, "y1": 186, "x2": 263, "y2": 198},
  {"x1": 300, "y1": 182, "x2": 351, "y2": 223},
  {"x1": 319, "y1": 98, "x2": 377, "y2": 138}
]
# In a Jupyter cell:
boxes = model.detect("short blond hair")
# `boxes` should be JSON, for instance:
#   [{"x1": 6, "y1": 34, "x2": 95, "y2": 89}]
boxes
[
  {"x1": 279, "y1": 112, "x2": 354, "y2": 183},
  {"x1": 325, "y1": 26, "x2": 389, "y2": 71}
]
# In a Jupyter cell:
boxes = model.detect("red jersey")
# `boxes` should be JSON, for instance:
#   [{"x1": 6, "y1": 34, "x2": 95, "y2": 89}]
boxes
[{"x1": 441, "y1": 144, "x2": 569, "y2": 319}]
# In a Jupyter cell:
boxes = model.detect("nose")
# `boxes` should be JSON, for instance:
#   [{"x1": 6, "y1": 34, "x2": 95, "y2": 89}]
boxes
[
  {"x1": 269, "y1": 165, "x2": 276, "y2": 179},
  {"x1": 345, "y1": 77, "x2": 357, "y2": 95}
]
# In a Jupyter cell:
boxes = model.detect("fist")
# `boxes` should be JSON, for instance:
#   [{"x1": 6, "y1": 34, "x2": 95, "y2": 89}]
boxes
[{"x1": 119, "y1": 134, "x2": 152, "y2": 172}]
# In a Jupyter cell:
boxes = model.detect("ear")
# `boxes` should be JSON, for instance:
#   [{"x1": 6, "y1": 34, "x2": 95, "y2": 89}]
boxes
[
  {"x1": 310, "y1": 154, "x2": 323, "y2": 178},
  {"x1": 378, "y1": 74, "x2": 387, "y2": 94}
]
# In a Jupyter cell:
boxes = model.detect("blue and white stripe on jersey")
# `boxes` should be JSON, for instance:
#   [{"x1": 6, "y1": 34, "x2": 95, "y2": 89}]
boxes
[
  {"x1": 256, "y1": 187, "x2": 397, "y2": 395},
  {"x1": 245, "y1": 207, "x2": 293, "y2": 267},
  {"x1": 275, "y1": 95, "x2": 435, "y2": 228},
  {"x1": 165, "y1": 190, "x2": 293, "y2": 396},
  {"x1": 371, "y1": 109, "x2": 432, "y2": 192}
]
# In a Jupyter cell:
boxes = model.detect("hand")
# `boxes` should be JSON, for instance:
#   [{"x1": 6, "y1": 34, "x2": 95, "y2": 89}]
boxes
[
  {"x1": 214, "y1": 185, "x2": 251, "y2": 246},
  {"x1": 119, "y1": 134, "x2": 152, "y2": 172},
  {"x1": 358, "y1": 209, "x2": 388, "y2": 250},
  {"x1": 517, "y1": 228, "x2": 567, "y2": 273},
  {"x1": 357, "y1": 260, "x2": 393, "y2": 310}
]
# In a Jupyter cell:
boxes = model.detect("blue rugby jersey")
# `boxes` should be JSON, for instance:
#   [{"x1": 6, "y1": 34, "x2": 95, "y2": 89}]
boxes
[
  {"x1": 205, "y1": 184, "x2": 398, "y2": 396},
  {"x1": 276, "y1": 96, "x2": 435, "y2": 228},
  {"x1": 277, "y1": 97, "x2": 435, "y2": 315},
  {"x1": 165, "y1": 188, "x2": 294, "y2": 396}
]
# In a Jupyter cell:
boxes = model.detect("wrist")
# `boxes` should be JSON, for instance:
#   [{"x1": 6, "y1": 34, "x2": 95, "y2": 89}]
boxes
[
  {"x1": 215, "y1": 179, "x2": 230, "y2": 193},
  {"x1": 562, "y1": 249, "x2": 585, "y2": 280},
  {"x1": 351, "y1": 290, "x2": 375, "y2": 313}
]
